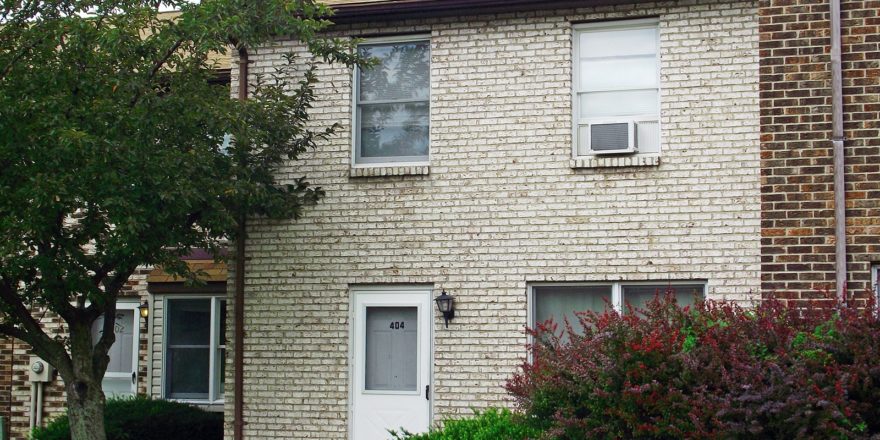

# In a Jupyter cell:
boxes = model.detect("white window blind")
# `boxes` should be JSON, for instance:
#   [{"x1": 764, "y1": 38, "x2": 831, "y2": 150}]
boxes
[{"x1": 574, "y1": 20, "x2": 660, "y2": 156}]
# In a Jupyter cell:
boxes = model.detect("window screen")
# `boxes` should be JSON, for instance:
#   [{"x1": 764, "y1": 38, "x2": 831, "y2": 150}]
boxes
[
  {"x1": 166, "y1": 299, "x2": 211, "y2": 400},
  {"x1": 365, "y1": 306, "x2": 418, "y2": 391},
  {"x1": 356, "y1": 40, "x2": 430, "y2": 164},
  {"x1": 92, "y1": 310, "x2": 135, "y2": 374}
]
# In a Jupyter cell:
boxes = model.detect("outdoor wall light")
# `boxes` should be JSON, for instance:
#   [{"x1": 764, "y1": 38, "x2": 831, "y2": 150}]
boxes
[
  {"x1": 137, "y1": 301, "x2": 149, "y2": 320},
  {"x1": 434, "y1": 290, "x2": 455, "y2": 328}
]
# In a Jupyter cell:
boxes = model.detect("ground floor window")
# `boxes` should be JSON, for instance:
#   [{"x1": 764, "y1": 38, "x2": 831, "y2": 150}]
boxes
[
  {"x1": 872, "y1": 264, "x2": 879, "y2": 301},
  {"x1": 530, "y1": 281, "x2": 705, "y2": 330},
  {"x1": 163, "y1": 296, "x2": 226, "y2": 403}
]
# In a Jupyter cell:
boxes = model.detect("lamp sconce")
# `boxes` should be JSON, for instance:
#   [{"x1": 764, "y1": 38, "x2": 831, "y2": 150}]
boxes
[
  {"x1": 137, "y1": 301, "x2": 149, "y2": 330},
  {"x1": 434, "y1": 290, "x2": 455, "y2": 328}
]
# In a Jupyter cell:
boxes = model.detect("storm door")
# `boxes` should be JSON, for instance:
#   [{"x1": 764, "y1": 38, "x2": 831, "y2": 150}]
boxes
[
  {"x1": 351, "y1": 289, "x2": 431, "y2": 439},
  {"x1": 92, "y1": 302, "x2": 140, "y2": 396}
]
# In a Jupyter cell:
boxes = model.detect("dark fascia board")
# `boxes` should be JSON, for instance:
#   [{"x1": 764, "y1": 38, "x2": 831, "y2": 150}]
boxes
[
  {"x1": 147, "y1": 281, "x2": 227, "y2": 294},
  {"x1": 329, "y1": 0, "x2": 650, "y2": 23}
]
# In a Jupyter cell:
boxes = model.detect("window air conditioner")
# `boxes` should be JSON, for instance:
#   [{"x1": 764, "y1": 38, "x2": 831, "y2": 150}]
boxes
[{"x1": 589, "y1": 120, "x2": 638, "y2": 155}]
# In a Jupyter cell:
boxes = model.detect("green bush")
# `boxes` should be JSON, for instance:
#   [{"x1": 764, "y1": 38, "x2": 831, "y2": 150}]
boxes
[
  {"x1": 389, "y1": 408, "x2": 541, "y2": 440},
  {"x1": 32, "y1": 395, "x2": 223, "y2": 440}
]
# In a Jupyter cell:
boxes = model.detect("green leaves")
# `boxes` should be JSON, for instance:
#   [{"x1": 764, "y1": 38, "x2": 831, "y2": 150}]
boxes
[{"x1": 0, "y1": 0, "x2": 361, "y2": 392}]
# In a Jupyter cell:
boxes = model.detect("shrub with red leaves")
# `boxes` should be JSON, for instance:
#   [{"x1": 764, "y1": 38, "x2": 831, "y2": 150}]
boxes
[{"x1": 505, "y1": 290, "x2": 880, "y2": 439}]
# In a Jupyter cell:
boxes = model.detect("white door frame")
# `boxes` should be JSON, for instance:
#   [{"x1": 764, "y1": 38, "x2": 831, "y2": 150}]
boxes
[
  {"x1": 105, "y1": 300, "x2": 141, "y2": 395},
  {"x1": 349, "y1": 285, "x2": 434, "y2": 439}
]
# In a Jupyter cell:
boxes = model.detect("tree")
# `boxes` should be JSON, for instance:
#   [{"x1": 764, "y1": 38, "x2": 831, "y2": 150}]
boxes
[{"x1": 0, "y1": 1, "x2": 361, "y2": 438}]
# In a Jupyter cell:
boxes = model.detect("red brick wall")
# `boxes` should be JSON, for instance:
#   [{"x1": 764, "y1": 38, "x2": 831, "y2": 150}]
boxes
[
  {"x1": 1, "y1": 336, "x2": 12, "y2": 436},
  {"x1": 759, "y1": 0, "x2": 880, "y2": 302}
]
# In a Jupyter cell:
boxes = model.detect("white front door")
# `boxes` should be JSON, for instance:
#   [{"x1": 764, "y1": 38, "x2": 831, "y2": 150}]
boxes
[
  {"x1": 92, "y1": 303, "x2": 140, "y2": 397},
  {"x1": 351, "y1": 289, "x2": 432, "y2": 440}
]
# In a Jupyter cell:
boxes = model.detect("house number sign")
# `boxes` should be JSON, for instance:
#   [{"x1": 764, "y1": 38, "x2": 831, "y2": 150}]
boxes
[{"x1": 389, "y1": 321, "x2": 405, "y2": 330}]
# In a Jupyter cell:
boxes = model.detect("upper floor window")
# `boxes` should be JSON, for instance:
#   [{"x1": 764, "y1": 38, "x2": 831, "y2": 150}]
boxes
[
  {"x1": 573, "y1": 19, "x2": 660, "y2": 157},
  {"x1": 353, "y1": 36, "x2": 430, "y2": 166}
]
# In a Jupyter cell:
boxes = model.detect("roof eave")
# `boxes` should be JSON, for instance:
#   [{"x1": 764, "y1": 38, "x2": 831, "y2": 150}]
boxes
[{"x1": 329, "y1": 0, "x2": 654, "y2": 23}]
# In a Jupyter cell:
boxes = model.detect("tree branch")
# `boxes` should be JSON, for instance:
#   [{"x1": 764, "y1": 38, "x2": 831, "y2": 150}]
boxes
[
  {"x1": 130, "y1": 37, "x2": 184, "y2": 107},
  {"x1": 0, "y1": 31, "x2": 48, "y2": 82},
  {"x1": 0, "y1": 279, "x2": 73, "y2": 377}
]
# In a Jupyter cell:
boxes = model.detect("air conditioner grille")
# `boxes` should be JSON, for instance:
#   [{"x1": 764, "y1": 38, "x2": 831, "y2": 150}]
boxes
[{"x1": 590, "y1": 123, "x2": 630, "y2": 151}]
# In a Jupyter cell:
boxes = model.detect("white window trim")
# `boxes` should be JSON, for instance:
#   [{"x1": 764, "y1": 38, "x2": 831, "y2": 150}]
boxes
[
  {"x1": 872, "y1": 264, "x2": 879, "y2": 304},
  {"x1": 351, "y1": 34, "x2": 432, "y2": 168},
  {"x1": 527, "y1": 280, "x2": 707, "y2": 328},
  {"x1": 571, "y1": 18, "x2": 661, "y2": 158},
  {"x1": 161, "y1": 295, "x2": 226, "y2": 405}
]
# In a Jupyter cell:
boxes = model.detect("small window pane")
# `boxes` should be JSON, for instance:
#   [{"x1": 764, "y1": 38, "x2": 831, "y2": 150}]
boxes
[
  {"x1": 365, "y1": 307, "x2": 418, "y2": 392},
  {"x1": 533, "y1": 285, "x2": 612, "y2": 330},
  {"x1": 168, "y1": 299, "x2": 211, "y2": 346},
  {"x1": 167, "y1": 347, "x2": 210, "y2": 400},
  {"x1": 622, "y1": 284, "x2": 705, "y2": 312},
  {"x1": 359, "y1": 103, "x2": 429, "y2": 159},
  {"x1": 580, "y1": 56, "x2": 657, "y2": 91},
  {"x1": 359, "y1": 41, "x2": 429, "y2": 102},
  {"x1": 579, "y1": 26, "x2": 657, "y2": 59},
  {"x1": 579, "y1": 90, "x2": 658, "y2": 119}
]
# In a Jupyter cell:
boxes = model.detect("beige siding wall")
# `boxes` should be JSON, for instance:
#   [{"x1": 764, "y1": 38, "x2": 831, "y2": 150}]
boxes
[{"x1": 227, "y1": 0, "x2": 761, "y2": 437}]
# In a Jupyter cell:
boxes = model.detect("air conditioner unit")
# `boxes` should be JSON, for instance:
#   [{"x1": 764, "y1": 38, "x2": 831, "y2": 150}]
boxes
[{"x1": 587, "y1": 120, "x2": 638, "y2": 155}]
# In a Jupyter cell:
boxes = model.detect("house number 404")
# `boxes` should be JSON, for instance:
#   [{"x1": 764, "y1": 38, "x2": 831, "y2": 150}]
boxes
[{"x1": 389, "y1": 321, "x2": 405, "y2": 330}]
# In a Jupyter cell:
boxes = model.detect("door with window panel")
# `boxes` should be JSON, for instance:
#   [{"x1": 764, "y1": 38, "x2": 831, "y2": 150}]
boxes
[
  {"x1": 164, "y1": 297, "x2": 226, "y2": 402},
  {"x1": 92, "y1": 303, "x2": 140, "y2": 397},
  {"x1": 351, "y1": 289, "x2": 432, "y2": 439}
]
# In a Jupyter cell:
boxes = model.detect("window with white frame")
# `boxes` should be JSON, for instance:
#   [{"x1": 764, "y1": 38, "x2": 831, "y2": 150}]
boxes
[
  {"x1": 353, "y1": 36, "x2": 430, "y2": 165},
  {"x1": 573, "y1": 19, "x2": 660, "y2": 156},
  {"x1": 530, "y1": 281, "x2": 705, "y2": 331},
  {"x1": 872, "y1": 264, "x2": 879, "y2": 301},
  {"x1": 164, "y1": 296, "x2": 226, "y2": 402}
]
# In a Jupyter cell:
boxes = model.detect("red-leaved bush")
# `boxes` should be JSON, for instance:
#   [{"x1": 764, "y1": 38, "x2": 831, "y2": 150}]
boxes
[{"x1": 506, "y1": 290, "x2": 880, "y2": 439}]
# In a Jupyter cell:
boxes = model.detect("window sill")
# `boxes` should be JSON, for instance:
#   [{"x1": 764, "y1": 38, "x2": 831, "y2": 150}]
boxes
[
  {"x1": 350, "y1": 165, "x2": 430, "y2": 178},
  {"x1": 571, "y1": 155, "x2": 660, "y2": 169},
  {"x1": 167, "y1": 399, "x2": 224, "y2": 412}
]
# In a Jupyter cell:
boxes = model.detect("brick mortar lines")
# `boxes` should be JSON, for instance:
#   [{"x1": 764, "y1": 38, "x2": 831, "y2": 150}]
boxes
[
  {"x1": 759, "y1": 0, "x2": 880, "y2": 300},
  {"x1": 227, "y1": 0, "x2": 761, "y2": 438}
]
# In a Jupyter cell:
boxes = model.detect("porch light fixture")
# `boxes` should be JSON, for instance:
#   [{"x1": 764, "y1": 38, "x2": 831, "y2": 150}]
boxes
[
  {"x1": 434, "y1": 290, "x2": 455, "y2": 328},
  {"x1": 137, "y1": 301, "x2": 149, "y2": 320}
]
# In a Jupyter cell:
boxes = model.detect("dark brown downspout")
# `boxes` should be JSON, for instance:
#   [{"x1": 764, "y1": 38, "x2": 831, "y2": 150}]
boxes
[
  {"x1": 830, "y1": 0, "x2": 846, "y2": 301},
  {"x1": 234, "y1": 46, "x2": 248, "y2": 440}
]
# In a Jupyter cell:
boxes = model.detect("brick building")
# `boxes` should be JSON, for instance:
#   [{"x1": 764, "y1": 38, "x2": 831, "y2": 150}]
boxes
[
  {"x1": 227, "y1": 0, "x2": 762, "y2": 438},
  {"x1": 759, "y1": 0, "x2": 879, "y2": 301},
  {"x1": 0, "y1": 0, "x2": 876, "y2": 439}
]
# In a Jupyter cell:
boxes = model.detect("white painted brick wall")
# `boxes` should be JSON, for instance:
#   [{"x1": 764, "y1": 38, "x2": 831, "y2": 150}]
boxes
[{"x1": 226, "y1": 0, "x2": 761, "y2": 437}]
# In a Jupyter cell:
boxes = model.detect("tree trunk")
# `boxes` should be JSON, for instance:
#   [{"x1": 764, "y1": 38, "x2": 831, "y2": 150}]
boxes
[
  {"x1": 65, "y1": 377, "x2": 107, "y2": 440},
  {"x1": 61, "y1": 319, "x2": 111, "y2": 440}
]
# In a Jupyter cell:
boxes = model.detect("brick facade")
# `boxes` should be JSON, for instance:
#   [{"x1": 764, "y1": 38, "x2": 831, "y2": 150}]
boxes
[
  {"x1": 3, "y1": 270, "x2": 152, "y2": 440},
  {"x1": 759, "y1": 0, "x2": 880, "y2": 301},
  {"x1": 229, "y1": 0, "x2": 761, "y2": 437},
  {"x1": 1, "y1": 337, "x2": 11, "y2": 437}
]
